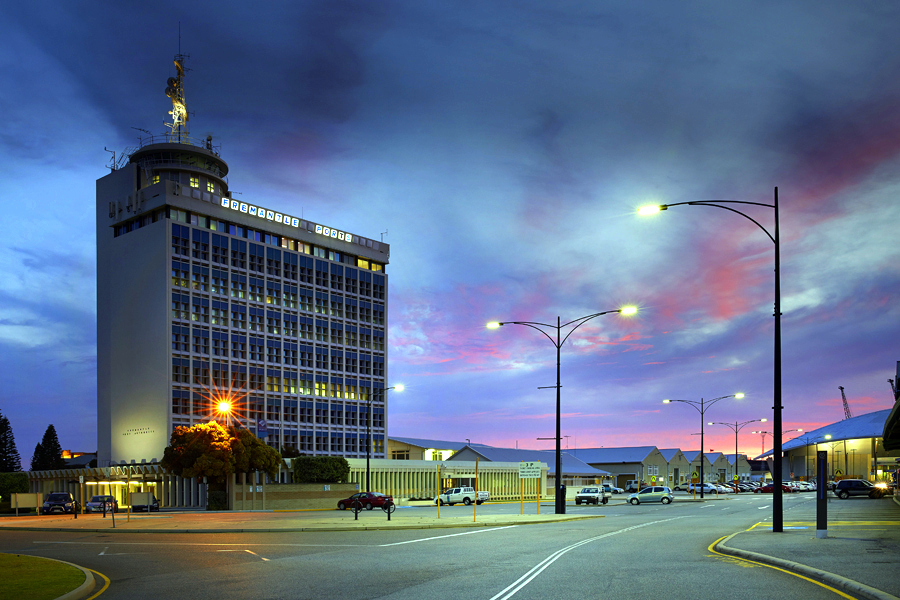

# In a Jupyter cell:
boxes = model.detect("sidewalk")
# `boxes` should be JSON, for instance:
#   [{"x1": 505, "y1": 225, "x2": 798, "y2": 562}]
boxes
[{"x1": 715, "y1": 495, "x2": 900, "y2": 600}]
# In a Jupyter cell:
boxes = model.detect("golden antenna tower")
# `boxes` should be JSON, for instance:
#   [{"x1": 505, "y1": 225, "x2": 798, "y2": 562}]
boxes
[{"x1": 165, "y1": 54, "x2": 189, "y2": 142}]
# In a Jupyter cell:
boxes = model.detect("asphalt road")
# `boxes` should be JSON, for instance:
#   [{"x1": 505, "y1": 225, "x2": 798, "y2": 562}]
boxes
[{"x1": 0, "y1": 493, "x2": 863, "y2": 599}]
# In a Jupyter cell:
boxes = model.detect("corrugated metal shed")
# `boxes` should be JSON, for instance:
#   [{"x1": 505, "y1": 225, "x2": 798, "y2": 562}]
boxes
[
  {"x1": 452, "y1": 446, "x2": 610, "y2": 476},
  {"x1": 569, "y1": 446, "x2": 658, "y2": 463},
  {"x1": 757, "y1": 409, "x2": 891, "y2": 457}
]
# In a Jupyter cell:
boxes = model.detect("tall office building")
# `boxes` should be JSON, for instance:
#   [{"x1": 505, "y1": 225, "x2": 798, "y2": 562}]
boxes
[{"x1": 97, "y1": 56, "x2": 389, "y2": 465}]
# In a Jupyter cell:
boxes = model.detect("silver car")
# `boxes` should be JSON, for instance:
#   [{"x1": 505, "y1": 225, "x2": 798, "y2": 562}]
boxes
[{"x1": 627, "y1": 486, "x2": 674, "y2": 505}]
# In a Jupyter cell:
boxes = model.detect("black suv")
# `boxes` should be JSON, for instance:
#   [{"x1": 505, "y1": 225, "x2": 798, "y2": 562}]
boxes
[
  {"x1": 834, "y1": 479, "x2": 884, "y2": 499},
  {"x1": 41, "y1": 491, "x2": 79, "y2": 514}
]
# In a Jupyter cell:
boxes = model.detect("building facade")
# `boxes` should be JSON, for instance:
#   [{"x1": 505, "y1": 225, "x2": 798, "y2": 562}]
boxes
[{"x1": 97, "y1": 57, "x2": 389, "y2": 466}]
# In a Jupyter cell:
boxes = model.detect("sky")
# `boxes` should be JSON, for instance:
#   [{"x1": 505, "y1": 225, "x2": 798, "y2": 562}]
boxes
[{"x1": 1, "y1": 2, "x2": 899, "y2": 466}]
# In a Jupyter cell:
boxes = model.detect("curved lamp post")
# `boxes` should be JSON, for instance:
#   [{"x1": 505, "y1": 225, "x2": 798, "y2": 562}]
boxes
[
  {"x1": 488, "y1": 306, "x2": 638, "y2": 514},
  {"x1": 367, "y1": 384, "x2": 404, "y2": 493},
  {"x1": 640, "y1": 188, "x2": 783, "y2": 531},
  {"x1": 663, "y1": 394, "x2": 744, "y2": 498},
  {"x1": 710, "y1": 418, "x2": 766, "y2": 489},
  {"x1": 752, "y1": 428, "x2": 801, "y2": 458}
]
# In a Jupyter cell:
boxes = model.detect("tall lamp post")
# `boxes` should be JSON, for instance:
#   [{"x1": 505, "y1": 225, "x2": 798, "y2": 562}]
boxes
[
  {"x1": 640, "y1": 188, "x2": 784, "y2": 531},
  {"x1": 752, "y1": 428, "x2": 801, "y2": 458},
  {"x1": 366, "y1": 384, "x2": 403, "y2": 493},
  {"x1": 488, "y1": 306, "x2": 638, "y2": 514},
  {"x1": 710, "y1": 418, "x2": 766, "y2": 489},
  {"x1": 663, "y1": 394, "x2": 744, "y2": 498}
]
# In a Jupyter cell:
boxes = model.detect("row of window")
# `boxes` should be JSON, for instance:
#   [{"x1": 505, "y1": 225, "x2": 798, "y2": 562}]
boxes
[{"x1": 170, "y1": 419, "x2": 386, "y2": 455}]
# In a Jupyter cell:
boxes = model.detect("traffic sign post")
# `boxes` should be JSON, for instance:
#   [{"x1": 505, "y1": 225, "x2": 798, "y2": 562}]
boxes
[{"x1": 519, "y1": 462, "x2": 542, "y2": 515}]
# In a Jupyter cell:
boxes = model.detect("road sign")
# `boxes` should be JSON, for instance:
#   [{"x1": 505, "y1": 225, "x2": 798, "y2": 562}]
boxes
[
  {"x1": 835, "y1": 469, "x2": 843, "y2": 476},
  {"x1": 518, "y1": 462, "x2": 542, "y2": 479},
  {"x1": 733, "y1": 475, "x2": 739, "y2": 481},
  {"x1": 691, "y1": 471, "x2": 698, "y2": 478},
  {"x1": 650, "y1": 476, "x2": 657, "y2": 484}
]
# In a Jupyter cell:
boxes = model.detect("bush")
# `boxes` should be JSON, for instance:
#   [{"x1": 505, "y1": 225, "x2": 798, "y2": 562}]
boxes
[
  {"x1": 292, "y1": 456, "x2": 350, "y2": 483},
  {"x1": 207, "y1": 490, "x2": 228, "y2": 511},
  {"x1": 0, "y1": 472, "x2": 28, "y2": 499}
]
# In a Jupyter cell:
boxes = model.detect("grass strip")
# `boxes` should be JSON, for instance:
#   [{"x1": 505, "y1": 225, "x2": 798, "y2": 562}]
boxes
[{"x1": 0, "y1": 553, "x2": 86, "y2": 600}]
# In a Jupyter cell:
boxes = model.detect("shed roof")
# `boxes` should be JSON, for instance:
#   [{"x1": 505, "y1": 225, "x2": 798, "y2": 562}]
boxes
[
  {"x1": 757, "y1": 409, "x2": 891, "y2": 457},
  {"x1": 569, "y1": 446, "x2": 658, "y2": 464},
  {"x1": 455, "y1": 446, "x2": 610, "y2": 476}
]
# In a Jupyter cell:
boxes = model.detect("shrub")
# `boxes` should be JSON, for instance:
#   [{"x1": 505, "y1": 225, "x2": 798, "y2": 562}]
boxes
[{"x1": 292, "y1": 456, "x2": 350, "y2": 483}]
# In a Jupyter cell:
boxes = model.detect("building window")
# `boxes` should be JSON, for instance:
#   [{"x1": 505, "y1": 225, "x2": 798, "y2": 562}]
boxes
[
  {"x1": 392, "y1": 450, "x2": 410, "y2": 460},
  {"x1": 207, "y1": 181, "x2": 216, "y2": 193},
  {"x1": 152, "y1": 174, "x2": 160, "y2": 185},
  {"x1": 190, "y1": 177, "x2": 199, "y2": 188}
]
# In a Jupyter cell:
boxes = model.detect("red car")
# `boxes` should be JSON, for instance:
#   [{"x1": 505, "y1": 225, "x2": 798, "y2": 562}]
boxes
[
  {"x1": 337, "y1": 492, "x2": 393, "y2": 511},
  {"x1": 754, "y1": 483, "x2": 791, "y2": 494}
]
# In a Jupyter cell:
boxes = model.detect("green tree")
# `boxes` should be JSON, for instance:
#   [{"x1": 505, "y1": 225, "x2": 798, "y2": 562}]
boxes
[
  {"x1": 0, "y1": 472, "x2": 28, "y2": 499},
  {"x1": 161, "y1": 422, "x2": 282, "y2": 484},
  {"x1": 0, "y1": 411, "x2": 23, "y2": 472},
  {"x1": 292, "y1": 456, "x2": 350, "y2": 483},
  {"x1": 30, "y1": 424, "x2": 64, "y2": 471}
]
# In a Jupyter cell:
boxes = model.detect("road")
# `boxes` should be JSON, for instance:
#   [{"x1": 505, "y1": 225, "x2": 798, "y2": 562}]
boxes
[{"x1": 0, "y1": 493, "x2": 865, "y2": 599}]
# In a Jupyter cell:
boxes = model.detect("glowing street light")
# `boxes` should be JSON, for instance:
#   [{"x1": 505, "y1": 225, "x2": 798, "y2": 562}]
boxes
[
  {"x1": 663, "y1": 393, "x2": 744, "y2": 498},
  {"x1": 488, "y1": 306, "x2": 638, "y2": 514},
  {"x1": 639, "y1": 188, "x2": 785, "y2": 531}
]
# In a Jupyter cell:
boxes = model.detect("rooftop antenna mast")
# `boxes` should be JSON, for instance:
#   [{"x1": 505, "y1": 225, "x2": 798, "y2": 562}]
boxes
[{"x1": 165, "y1": 23, "x2": 189, "y2": 143}]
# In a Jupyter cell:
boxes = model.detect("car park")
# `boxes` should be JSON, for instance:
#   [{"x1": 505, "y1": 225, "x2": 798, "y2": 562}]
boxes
[
  {"x1": 834, "y1": 479, "x2": 884, "y2": 499},
  {"x1": 85, "y1": 495, "x2": 118, "y2": 513},
  {"x1": 627, "y1": 486, "x2": 674, "y2": 505},
  {"x1": 337, "y1": 492, "x2": 393, "y2": 510},
  {"x1": 41, "y1": 492, "x2": 78, "y2": 514}
]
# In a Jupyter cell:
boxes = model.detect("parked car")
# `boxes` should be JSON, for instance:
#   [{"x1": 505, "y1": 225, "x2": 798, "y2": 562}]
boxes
[
  {"x1": 433, "y1": 487, "x2": 489, "y2": 506},
  {"x1": 624, "y1": 480, "x2": 643, "y2": 493},
  {"x1": 85, "y1": 495, "x2": 118, "y2": 513},
  {"x1": 606, "y1": 485, "x2": 624, "y2": 494},
  {"x1": 575, "y1": 486, "x2": 609, "y2": 505},
  {"x1": 754, "y1": 483, "x2": 791, "y2": 493},
  {"x1": 337, "y1": 492, "x2": 393, "y2": 510},
  {"x1": 686, "y1": 483, "x2": 719, "y2": 494},
  {"x1": 41, "y1": 492, "x2": 78, "y2": 515},
  {"x1": 627, "y1": 486, "x2": 674, "y2": 505},
  {"x1": 834, "y1": 479, "x2": 884, "y2": 499},
  {"x1": 131, "y1": 493, "x2": 160, "y2": 512}
]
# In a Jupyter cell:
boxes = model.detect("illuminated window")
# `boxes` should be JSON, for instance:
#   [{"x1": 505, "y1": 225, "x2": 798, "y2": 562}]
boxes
[
  {"x1": 372, "y1": 262, "x2": 383, "y2": 272},
  {"x1": 207, "y1": 181, "x2": 216, "y2": 193},
  {"x1": 152, "y1": 175, "x2": 160, "y2": 185},
  {"x1": 190, "y1": 177, "x2": 199, "y2": 188},
  {"x1": 357, "y1": 258, "x2": 370, "y2": 270}
]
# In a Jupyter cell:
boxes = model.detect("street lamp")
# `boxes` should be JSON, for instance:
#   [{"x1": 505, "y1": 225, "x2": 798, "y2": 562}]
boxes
[
  {"x1": 640, "y1": 188, "x2": 784, "y2": 530},
  {"x1": 709, "y1": 418, "x2": 766, "y2": 489},
  {"x1": 366, "y1": 384, "x2": 403, "y2": 493},
  {"x1": 663, "y1": 393, "x2": 744, "y2": 498},
  {"x1": 752, "y1": 428, "x2": 801, "y2": 457},
  {"x1": 487, "y1": 306, "x2": 638, "y2": 514}
]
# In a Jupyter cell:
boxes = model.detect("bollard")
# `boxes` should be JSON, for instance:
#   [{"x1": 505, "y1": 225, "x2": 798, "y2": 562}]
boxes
[
  {"x1": 383, "y1": 501, "x2": 395, "y2": 521},
  {"x1": 352, "y1": 500, "x2": 362, "y2": 520}
]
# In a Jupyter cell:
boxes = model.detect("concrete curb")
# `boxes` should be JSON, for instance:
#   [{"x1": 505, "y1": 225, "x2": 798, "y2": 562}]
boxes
[
  {"x1": 0, "y1": 514, "x2": 604, "y2": 535},
  {"x1": 714, "y1": 531, "x2": 900, "y2": 600},
  {"x1": 46, "y1": 557, "x2": 95, "y2": 600}
]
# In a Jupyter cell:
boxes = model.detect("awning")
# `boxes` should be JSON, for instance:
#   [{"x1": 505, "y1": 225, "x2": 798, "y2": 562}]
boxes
[{"x1": 882, "y1": 400, "x2": 900, "y2": 451}]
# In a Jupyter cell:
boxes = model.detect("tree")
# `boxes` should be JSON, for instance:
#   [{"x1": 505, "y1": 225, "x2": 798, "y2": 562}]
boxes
[
  {"x1": 0, "y1": 410, "x2": 23, "y2": 472},
  {"x1": 292, "y1": 456, "x2": 350, "y2": 483},
  {"x1": 30, "y1": 424, "x2": 64, "y2": 471},
  {"x1": 161, "y1": 421, "x2": 282, "y2": 484}
]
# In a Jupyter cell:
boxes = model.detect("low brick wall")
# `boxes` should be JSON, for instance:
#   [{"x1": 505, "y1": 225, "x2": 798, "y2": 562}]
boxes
[{"x1": 231, "y1": 482, "x2": 359, "y2": 511}]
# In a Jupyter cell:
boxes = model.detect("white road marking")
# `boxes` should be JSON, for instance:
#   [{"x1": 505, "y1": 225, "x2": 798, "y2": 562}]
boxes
[
  {"x1": 379, "y1": 526, "x2": 517, "y2": 547},
  {"x1": 218, "y1": 549, "x2": 269, "y2": 561},
  {"x1": 489, "y1": 517, "x2": 689, "y2": 600}
]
